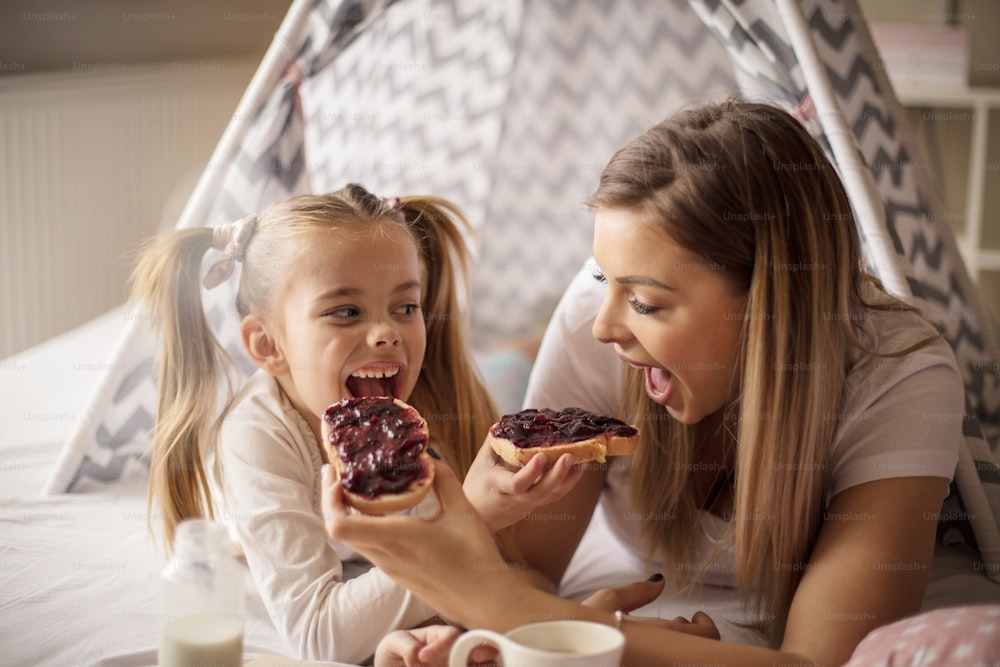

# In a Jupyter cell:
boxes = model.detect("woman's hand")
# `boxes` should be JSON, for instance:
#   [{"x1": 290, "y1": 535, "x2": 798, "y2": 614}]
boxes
[
  {"x1": 582, "y1": 579, "x2": 721, "y2": 640},
  {"x1": 323, "y1": 461, "x2": 513, "y2": 622},
  {"x1": 463, "y1": 441, "x2": 587, "y2": 533},
  {"x1": 374, "y1": 625, "x2": 497, "y2": 667}
]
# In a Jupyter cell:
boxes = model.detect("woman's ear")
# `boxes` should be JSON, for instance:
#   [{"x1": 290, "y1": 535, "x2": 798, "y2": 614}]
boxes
[{"x1": 241, "y1": 314, "x2": 288, "y2": 376}]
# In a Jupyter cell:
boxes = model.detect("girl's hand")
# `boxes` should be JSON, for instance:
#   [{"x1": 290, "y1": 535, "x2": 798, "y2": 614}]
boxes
[
  {"x1": 374, "y1": 625, "x2": 497, "y2": 667},
  {"x1": 582, "y1": 579, "x2": 721, "y2": 640},
  {"x1": 323, "y1": 461, "x2": 511, "y2": 622},
  {"x1": 462, "y1": 441, "x2": 587, "y2": 533}
]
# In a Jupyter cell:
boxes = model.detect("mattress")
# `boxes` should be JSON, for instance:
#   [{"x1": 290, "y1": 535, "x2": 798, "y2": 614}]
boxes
[
  {"x1": 2, "y1": 307, "x2": 999, "y2": 666},
  {"x1": 0, "y1": 308, "x2": 350, "y2": 666}
]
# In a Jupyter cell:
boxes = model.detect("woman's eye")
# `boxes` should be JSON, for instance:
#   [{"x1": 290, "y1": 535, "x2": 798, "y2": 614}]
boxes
[{"x1": 627, "y1": 297, "x2": 659, "y2": 315}]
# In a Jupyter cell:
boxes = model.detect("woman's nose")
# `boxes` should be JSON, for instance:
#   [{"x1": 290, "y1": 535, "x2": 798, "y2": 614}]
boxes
[{"x1": 591, "y1": 292, "x2": 631, "y2": 345}]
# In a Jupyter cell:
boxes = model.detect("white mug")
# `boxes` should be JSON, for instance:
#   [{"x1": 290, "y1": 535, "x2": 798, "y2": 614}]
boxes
[{"x1": 449, "y1": 619, "x2": 624, "y2": 667}]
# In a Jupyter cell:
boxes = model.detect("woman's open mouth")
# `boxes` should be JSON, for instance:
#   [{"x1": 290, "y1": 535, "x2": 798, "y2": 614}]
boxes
[
  {"x1": 345, "y1": 364, "x2": 404, "y2": 399},
  {"x1": 645, "y1": 366, "x2": 673, "y2": 406}
]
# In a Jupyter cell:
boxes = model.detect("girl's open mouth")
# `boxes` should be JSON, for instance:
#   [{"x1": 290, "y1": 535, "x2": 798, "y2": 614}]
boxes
[{"x1": 345, "y1": 364, "x2": 403, "y2": 399}]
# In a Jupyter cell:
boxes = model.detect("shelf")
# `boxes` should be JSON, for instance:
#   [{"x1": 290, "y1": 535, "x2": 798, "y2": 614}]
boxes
[
  {"x1": 894, "y1": 85, "x2": 1000, "y2": 277},
  {"x1": 895, "y1": 86, "x2": 1000, "y2": 107}
]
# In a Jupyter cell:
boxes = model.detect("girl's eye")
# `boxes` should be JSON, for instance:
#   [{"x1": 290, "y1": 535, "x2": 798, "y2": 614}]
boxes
[
  {"x1": 627, "y1": 297, "x2": 659, "y2": 315},
  {"x1": 396, "y1": 303, "x2": 421, "y2": 316},
  {"x1": 326, "y1": 307, "x2": 362, "y2": 321}
]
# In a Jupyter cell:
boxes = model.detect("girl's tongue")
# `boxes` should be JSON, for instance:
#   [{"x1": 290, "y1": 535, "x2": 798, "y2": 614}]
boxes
[
  {"x1": 346, "y1": 375, "x2": 396, "y2": 399},
  {"x1": 645, "y1": 366, "x2": 673, "y2": 406}
]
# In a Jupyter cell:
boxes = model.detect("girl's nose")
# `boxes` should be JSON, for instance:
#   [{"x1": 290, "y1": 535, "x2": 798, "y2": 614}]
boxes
[{"x1": 369, "y1": 319, "x2": 401, "y2": 347}]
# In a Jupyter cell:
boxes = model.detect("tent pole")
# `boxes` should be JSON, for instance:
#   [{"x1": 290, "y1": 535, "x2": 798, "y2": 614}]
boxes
[
  {"x1": 772, "y1": 0, "x2": 910, "y2": 300},
  {"x1": 175, "y1": 0, "x2": 316, "y2": 230}
]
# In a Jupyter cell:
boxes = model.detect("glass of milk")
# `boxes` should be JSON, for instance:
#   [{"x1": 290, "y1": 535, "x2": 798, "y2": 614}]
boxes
[{"x1": 159, "y1": 519, "x2": 244, "y2": 667}]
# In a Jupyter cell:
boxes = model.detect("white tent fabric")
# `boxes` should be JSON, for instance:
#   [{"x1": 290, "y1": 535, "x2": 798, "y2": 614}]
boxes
[{"x1": 44, "y1": 0, "x2": 1000, "y2": 583}]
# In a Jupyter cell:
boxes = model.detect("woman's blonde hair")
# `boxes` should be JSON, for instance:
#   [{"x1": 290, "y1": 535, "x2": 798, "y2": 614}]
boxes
[
  {"x1": 131, "y1": 184, "x2": 498, "y2": 550},
  {"x1": 588, "y1": 99, "x2": 931, "y2": 643}
]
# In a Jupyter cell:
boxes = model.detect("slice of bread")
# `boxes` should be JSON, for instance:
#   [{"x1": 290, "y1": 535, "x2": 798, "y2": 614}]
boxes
[
  {"x1": 487, "y1": 407, "x2": 639, "y2": 468},
  {"x1": 322, "y1": 397, "x2": 435, "y2": 514},
  {"x1": 487, "y1": 431, "x2": 637, "y2": 467}
]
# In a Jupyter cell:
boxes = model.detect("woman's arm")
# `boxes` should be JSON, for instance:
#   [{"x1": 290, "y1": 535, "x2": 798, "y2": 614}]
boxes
[
  {"x1": 779, "y1": 475, "x2": 947, "y2": 664},
  {"x1": 502, "y1": 476, "x2": 951, "y2": 666},
  {"x1": 323, "y1": 463, "x2": 950, "y2": 667}
]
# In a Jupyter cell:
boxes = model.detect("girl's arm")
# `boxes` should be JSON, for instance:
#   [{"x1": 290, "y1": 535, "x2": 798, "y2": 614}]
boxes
[
  {"x1": 218, "y1": 407, "x2": 435, "y2": 664},
  {"x1": 461, "y1": 439, "x2": 588, "y2": 536},
  {"x1": 506, "y1": 462, "x2": 607, "y2": 587},
  {"x1": 486, "y1": 261, "x2": 621, "y2": 586},
  {"x1": 323, "y1": 463, "x2": 950, "y2": 667}
]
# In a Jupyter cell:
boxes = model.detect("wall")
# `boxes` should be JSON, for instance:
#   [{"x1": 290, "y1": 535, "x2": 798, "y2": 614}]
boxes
[
  {"x1": 0, "y1": 59, "x2": 257, "y2": 358},
  {"x1": 0, "y1": 1, "x2": 288, "y2": 358}
]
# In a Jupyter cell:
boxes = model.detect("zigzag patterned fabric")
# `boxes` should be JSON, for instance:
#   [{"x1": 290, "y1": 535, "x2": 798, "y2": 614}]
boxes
[
  {"x1": 44, "y1": 0, "x2": 1000, "y2": 581},
  {"x1": 44, "y1": 0, "x2": 737, "y2": 492},
  {"x1": 303, "y1": 0, "x2": 738, "y2": 347},
  {"x1": 691, "y1": 0, "x2": 1000, "y2": 579}
]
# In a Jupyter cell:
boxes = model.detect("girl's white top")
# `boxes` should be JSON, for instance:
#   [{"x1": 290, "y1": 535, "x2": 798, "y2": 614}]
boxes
[{"x1": 209, "y1": 370, "x2": 435, "y2": 664}]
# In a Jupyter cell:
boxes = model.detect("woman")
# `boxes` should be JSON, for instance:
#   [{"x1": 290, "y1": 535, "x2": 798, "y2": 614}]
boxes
[{"x1": 324, "y1": 99, "x2": 965, "y2": 666}]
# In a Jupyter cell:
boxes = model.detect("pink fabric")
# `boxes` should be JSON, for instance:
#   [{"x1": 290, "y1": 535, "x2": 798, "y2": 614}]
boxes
[{"x1": 845, "y1": 605, "x2": 1000, "y2": 667}]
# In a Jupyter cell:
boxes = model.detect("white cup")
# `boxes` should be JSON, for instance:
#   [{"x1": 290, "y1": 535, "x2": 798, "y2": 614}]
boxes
[{"x1": 449, "y1": 619, "x2": 624, "y2": 667}]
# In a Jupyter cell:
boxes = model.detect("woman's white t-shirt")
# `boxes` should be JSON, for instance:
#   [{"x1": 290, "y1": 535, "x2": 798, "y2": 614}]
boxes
[{"x1": 524, "y1": 265, "x2": 964, "y2": 588}]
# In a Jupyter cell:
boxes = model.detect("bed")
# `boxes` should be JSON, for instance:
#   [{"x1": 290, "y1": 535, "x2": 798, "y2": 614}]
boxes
[
  {"x1": 5, "y1": 0, "x2": 1000, "y2": 663},
  {"x1": 3, "y1": 305, "x2": 1000, "y2": 667}
]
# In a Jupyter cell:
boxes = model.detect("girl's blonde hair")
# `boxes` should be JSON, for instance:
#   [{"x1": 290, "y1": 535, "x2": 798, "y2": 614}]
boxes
[
  {"x1": 131, "y1": 184, "x2": 498, "y2": 550},
  {"x1": 588, "y1": 99, "x2": 933, "y2": 643}
]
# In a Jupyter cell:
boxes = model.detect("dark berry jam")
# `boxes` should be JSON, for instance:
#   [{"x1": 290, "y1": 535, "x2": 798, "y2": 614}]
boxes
[
  {"x1": 323, "y1": 397, "x2": 427, "y2": 498},
  {"x1": 490, "y1": 407, "x2": 637, "y2": 448}
]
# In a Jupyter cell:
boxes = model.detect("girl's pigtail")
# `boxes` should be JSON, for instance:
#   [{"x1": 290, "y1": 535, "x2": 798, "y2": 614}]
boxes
[
  {"x1": 130, "y1": 228, "x2": 232, "y2": 551},
  {"x1": 397, "y1": 196, "x2": 499, "y2": 480}
]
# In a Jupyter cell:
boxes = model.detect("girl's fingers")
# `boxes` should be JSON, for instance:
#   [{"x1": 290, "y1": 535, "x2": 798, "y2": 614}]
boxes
[
  {"x1": 393, "y1": 632, "x2": 425, "y2": 666},
  {"x1": 468, "y1": 643, "x2": 500, "y2": 664},
  {"x1": 506, "y1": 454, "x2": 547, "y2": 494},
  {"x1": 415, "y1": 626, "x2": 462, "y2": 663},
  {"x1": 508, "y1": 453, "x2": 579, "y2": 495}
]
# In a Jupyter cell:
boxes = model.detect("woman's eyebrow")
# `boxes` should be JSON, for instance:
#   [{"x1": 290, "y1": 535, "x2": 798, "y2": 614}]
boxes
[{"x1": 616, "y1": 275, "x2": 676, "y2": 291}]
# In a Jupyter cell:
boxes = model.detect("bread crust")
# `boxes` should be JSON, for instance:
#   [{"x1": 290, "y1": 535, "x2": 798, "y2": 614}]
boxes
[
  {"x1": 322, "y1": 397, "x2": 435, "y2": 514},
  {"x1": 486, "y1": 430, "x2": 638, "y2": 468}
]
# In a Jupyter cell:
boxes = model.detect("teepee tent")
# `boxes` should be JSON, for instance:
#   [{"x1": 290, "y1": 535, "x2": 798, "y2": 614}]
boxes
[{"x1": 44, "y1": 0, "x2": 1000, "y2": 581}]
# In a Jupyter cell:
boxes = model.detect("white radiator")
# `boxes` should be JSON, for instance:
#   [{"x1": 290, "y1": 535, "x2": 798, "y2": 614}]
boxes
[{"x1": 0, "y1": 58, "x2": 257, "y2": 358}]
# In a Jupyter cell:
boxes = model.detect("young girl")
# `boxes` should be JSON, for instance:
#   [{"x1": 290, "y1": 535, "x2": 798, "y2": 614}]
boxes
[
  {"x1": 130, "y1": 184, "x2": 577, "y2": 663},
  {"x1": 323, "y1": 101, "x2": 971, "y2": 666}
]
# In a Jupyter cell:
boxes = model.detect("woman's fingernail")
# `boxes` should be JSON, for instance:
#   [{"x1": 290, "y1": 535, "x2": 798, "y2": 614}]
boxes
[
  {"x1": 647, "y1": 573, "x2": 664, "y2": 582},
  {"x1": 428, "y1": 446, "x2": 441, "y2": 460}
]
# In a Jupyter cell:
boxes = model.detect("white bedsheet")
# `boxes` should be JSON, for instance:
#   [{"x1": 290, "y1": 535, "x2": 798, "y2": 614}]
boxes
[
  {"x1": 0, "y1": 308, "x2": 336, "y2": 666},
  {"x1": 2, "y1": 308, "x2": 999, "y2": 666}
]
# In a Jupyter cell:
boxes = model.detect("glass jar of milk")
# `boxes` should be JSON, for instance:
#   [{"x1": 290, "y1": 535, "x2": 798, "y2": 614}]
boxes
[{"x1": 159, "y1": 519, "x2": 244, "y2": 667}]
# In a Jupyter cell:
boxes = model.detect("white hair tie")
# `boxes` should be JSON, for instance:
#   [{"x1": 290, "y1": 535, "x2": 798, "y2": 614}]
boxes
[{"x1": 202, "y1": 213, "x2": 258, "y2": 289}]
